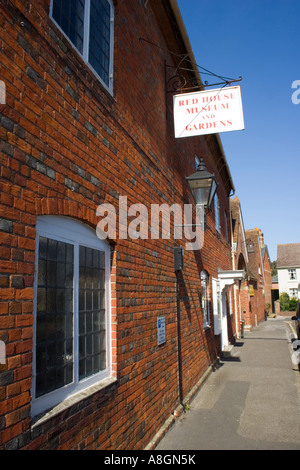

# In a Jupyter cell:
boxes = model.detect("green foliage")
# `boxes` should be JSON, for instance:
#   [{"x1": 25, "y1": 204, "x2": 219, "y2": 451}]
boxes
[
  {"x1": 280, "y1": 292, "x2": 298, "y2": 311},
  {"x1": 289, "y1": 297, "x2": 298, "y2": 312},
  {"x1": 280, "y1": 292, "x2": 290, "y2": 311},
  {"x1": 271, "y1": 260, "x2": 277, "y2": 277}
]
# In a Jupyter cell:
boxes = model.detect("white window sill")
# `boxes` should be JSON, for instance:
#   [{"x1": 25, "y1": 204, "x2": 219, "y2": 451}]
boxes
[{"x1": 31, "y1": 376, "x2": 117, "y2": 430}]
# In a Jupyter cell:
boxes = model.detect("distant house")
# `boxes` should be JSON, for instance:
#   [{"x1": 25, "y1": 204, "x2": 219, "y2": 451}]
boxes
[
  {"x1": 230, "y1": 196, "x2": 250, "y2": 333},
  {"x1": 271, "y1": 274, "x2": 279, "y2": 312},
  {"x1": 230, "y1": 199, "x2": 272, "y2": 331},
  {"x1": 277, "y1": 244, "x2": 300, "y2": 299},
  {"x1": 244, "y1": 228, "x2": 272, "y2": 327}
]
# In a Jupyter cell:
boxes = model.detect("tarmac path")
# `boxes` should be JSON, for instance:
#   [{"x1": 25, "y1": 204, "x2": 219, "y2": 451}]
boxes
[{"x1": 156, "y1": 317, "x2": 300, "y2": 450}]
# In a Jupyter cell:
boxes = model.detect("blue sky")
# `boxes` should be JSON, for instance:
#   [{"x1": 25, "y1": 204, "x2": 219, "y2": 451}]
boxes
[{"x1": 177, "y1": 0, "x2": 300, "y2": 262}]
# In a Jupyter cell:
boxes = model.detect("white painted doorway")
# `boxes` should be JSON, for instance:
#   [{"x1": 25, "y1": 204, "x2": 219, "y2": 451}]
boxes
[{"x1": 221, "y1": 289, "x2": 229, "y2": 350}]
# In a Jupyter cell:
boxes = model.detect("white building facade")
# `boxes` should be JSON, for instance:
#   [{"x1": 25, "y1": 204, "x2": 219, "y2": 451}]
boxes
[{"x1": 277, "y1": 244, "x2": 300, "y2": 299}]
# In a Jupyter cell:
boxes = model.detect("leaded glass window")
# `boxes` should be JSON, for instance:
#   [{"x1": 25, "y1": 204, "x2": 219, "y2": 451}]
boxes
[
  {"x1": 79, "y1": 246, "x2": 106, "y2": 379},
  {"x1": 32, "y1": 217, "x2": 111, "y2": 417},
  {"x1": 36, "y1": 237, "x2": 74, "y2": 397},
  {"x1": 51, "y1": 0, "x2": 114, "y2": 91}
]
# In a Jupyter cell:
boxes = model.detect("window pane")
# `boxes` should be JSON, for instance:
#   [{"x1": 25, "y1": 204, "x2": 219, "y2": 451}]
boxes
[
  {"x1": 52, "y1": 0, "x2": 84, "y2": 54},
  {"x1": 289, "y1": 269, "x2": 297, "y2": 280},
  {"x1": 89, "y1": 0, "x2": 112, "y2": 86},
  {"x1": 79, "y1": 245, "x2": 106, "y2": 380},
  {"x1": 35, "y1": 236, "x2": 74, "y2": 398}
]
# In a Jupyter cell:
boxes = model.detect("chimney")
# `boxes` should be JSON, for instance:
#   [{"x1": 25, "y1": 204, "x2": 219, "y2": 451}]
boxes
[{"x1": 255, "y1": 228, "x2": 264, "y2": 247}]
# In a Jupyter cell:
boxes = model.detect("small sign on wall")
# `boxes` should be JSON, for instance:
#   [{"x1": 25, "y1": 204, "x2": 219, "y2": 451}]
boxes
[{"x1": 157, "y1": 316, "x2": 166, "y2": 346}]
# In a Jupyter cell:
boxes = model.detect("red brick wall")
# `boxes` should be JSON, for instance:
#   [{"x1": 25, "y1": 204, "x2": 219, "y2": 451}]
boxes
[
  {"x1": 0, "y1": 0, "x2": 233, "y2": 449},
  {"x1": 263, "y1": 253, "x2": 272, "y2": 309},
  {"x1": 240, "y1": 280, "x2": 250, "y2": 328}
]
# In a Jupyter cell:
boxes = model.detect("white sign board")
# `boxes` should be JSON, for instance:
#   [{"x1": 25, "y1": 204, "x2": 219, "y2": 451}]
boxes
[
  {"x1": 0, "y1": 340, "x2": 6, "y2": 364},
  {"x1": 0, "y1": 81, "x2": 5, "y2": 105},
  {"x1": 173, "y1": 86, "x2": 244, "y2": 138},
  {"x1": 157, "y1": 316, "x2": 166, "y2": 346}
]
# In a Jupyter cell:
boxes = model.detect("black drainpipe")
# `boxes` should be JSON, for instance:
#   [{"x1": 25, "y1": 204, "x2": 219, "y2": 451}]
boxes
[{"x1": 174, "y1": 247, "x2": 184, "y2": 407}]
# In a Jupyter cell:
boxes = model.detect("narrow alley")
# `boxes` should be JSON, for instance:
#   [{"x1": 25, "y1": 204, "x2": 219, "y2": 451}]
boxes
[{"x1": 156, "y1": 317, "x2": 300, "y2": 450}]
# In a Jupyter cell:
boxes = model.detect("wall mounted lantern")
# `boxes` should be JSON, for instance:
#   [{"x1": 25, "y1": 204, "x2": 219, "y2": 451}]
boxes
[{"x1": 186, "y1": 158, "x2": 218, "y2": 210}]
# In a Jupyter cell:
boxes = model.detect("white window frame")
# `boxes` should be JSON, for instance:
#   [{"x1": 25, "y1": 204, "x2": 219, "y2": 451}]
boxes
[
  {"x1": 288, "y1": 269, "x2": 297, "y2": 281},
  {"x1": 31, "y1": 216, "x2": 112, "y2": 417},
  {"x1": 258, "y1": 265, "x2": 262, "y2": 276},
  {"x1": 212, "y1": 278, "x2": 221, "y2": 335},
  {"x1": 214, "y1": 193, "x2": 221, "y2": 234},
  {"x1": 49, "y1": 0, "x2": 114, "y2": 94},
  {"x1": 201, "y1": 270, "x2": 210, "y2": 328},
  {"x1": 289, "y1": 288, "x2": 298, "y2": 299}
]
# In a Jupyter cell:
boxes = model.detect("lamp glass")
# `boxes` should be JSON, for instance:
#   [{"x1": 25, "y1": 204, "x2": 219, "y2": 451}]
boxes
[
  {"x1": 186, "y1": 158, "x2": 218, "y2": 209},
  {"x1": 189, "y1": 177, "x2": 217, "y2": 208},
  {"x1": 207, "y1": 179, "x2": 217, "y2": 208}
]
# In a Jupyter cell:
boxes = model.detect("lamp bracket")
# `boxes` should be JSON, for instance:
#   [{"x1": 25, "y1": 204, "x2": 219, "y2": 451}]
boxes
[
  {"x1": 165, "y1": 61, "x2": 242, "y2": 94},
  {"x1": 138, "y1": 37, "x2": 242, "y2": 94}
]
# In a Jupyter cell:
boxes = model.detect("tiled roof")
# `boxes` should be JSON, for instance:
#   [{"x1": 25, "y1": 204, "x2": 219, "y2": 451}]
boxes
[{"x1": 277, "y1": 243, "x2": 300, "y2": 268}]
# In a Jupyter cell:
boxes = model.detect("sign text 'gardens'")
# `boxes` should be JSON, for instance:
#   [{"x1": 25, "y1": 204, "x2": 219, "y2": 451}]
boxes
[{"x1": 173, "y1": 86, "x2": 244, "y2": 138}]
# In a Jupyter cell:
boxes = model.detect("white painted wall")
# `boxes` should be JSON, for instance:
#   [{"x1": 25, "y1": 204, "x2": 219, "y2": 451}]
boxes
[{"x1": 278, "y1": 267, "x2": 300, "y2": 298}]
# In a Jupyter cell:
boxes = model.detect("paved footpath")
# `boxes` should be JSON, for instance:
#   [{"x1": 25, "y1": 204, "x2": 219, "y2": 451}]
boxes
[{"x1": 157, "y1": 317, "x2": 300, "y2": 450}]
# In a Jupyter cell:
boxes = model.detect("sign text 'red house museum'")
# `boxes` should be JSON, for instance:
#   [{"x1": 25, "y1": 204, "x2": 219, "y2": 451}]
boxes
[{"x1": 173, "y1": 86, "x2": 244, "y2": 138}]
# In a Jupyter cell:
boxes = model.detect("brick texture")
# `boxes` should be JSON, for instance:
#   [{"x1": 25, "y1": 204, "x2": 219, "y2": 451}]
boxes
[{"x1": 0, "y1": 0, "x2": 234, "y2": 450}]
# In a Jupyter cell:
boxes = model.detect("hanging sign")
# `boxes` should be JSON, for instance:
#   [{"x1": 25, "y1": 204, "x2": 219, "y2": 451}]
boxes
[{"x1": 173, "y1": 86, "x2": 244, "y2": 138}]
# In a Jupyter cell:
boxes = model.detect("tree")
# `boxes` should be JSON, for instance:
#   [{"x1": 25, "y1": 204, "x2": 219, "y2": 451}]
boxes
[
  {"x1": 280, "y1": 292, "x2": 298, "y2": 312},
  {"x1": 271, "y1": 260, "x2": 277, "y2": 277},
  {"x1": 280, "y1": 292, "x2": 290, "y2": 311}
]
